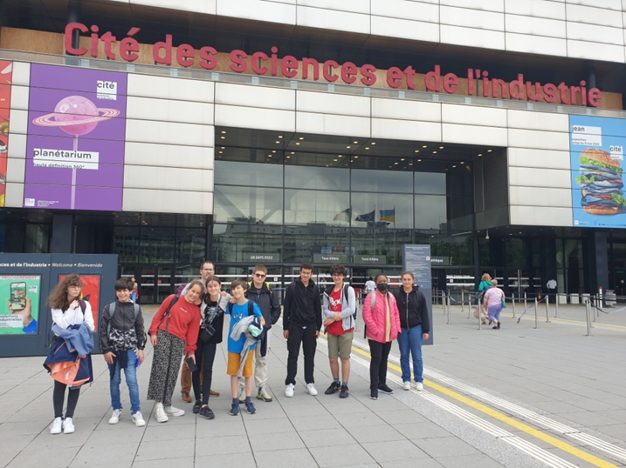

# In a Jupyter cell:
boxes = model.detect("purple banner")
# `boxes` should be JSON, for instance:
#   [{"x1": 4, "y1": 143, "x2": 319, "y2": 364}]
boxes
[{"x1": 24, "y1": 65, "x2": 127, "y2": 211}]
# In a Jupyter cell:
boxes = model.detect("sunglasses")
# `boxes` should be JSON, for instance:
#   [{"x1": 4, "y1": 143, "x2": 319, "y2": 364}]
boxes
[{"x1": 254, "y1": 273, "x2": 266, "y2": 278}]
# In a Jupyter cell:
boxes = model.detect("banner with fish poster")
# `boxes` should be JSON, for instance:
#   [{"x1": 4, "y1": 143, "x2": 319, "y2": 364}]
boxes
[
  {"x1": 23, "y1": 64, "x2": 127, "y2": 211},
  {"x1": 570, "y1": 115, "x2": 626, "y2": 228}
]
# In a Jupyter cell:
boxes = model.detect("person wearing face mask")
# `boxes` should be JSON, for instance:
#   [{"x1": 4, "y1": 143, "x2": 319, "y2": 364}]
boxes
[
  {"x1": 362, "y1": 274, "x2": 400, "y2": 400},
  {"x1": 147, "y1": 280, "x2": 203, "y2": 423}
]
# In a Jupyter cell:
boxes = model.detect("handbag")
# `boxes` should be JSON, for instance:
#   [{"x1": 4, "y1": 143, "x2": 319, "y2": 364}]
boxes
[{"x1": 199, "y1": 323, "x2": 215, "y2": 343}]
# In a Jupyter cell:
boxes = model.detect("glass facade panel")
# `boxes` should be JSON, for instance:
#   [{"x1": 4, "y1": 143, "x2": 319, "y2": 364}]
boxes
[
  {"x1": 215, "y1": 160, "x2": 282, "y2": 187},
  {"x1": 139, "y1": 227, "x2": 176, "y2": 263},
  {"x1": 414, "y1": 194, "x2": 447, "y2": 232},
  {"x1": 351, "y1": 168, "x2": 412, "y2": 193},
  {"x1": 212, "y1": 223, "x2": 282, "y2": 263},
  {"x1": 414, "y1": 172, "x2": 446, "y2": 194},
  {"x1": 352, "y1": 192, "x2": 412, "y2": 229},
  {"x1": 352, "y1": 227, "x2": 412, "y2": 265},
  {"x1": 285, "y1": 165, "x2": 349, "y2": 190},
  {"x1": 283, "y1": 225, "x2": 350, "y2": 264},
  {"x1": 284, "y1": 190, "x2": 350, "y2": 226},
  {"x1": 214, "y1": 185, "x2": 283, "y2": 224}
]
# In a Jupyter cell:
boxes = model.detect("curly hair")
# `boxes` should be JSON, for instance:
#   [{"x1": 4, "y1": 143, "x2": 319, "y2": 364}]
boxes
[{"x1": 48, "y1": 274, "x2": 83, "y2": 310}]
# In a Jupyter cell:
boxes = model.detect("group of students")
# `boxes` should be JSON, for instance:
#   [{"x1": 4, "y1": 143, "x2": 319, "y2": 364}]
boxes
[{"x1": 44, "y1": 261, "x2": 431, "y2": 434}]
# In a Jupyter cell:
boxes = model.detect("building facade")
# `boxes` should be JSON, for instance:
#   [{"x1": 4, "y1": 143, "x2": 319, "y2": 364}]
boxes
[{"x1": 2, "y1": 0, "x2": 626, "y2": 302}]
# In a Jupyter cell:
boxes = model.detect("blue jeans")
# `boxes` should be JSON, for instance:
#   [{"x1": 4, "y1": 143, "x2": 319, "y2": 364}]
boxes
[
  {"x1": 108, "y1": 350, "x2": 140, "y2": 413},
  {"x1": 397, "y1": 325, "x2": 424, "y2": 383}
]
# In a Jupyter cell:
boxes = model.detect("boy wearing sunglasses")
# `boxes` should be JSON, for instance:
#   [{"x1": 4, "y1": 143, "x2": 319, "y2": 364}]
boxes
[{"x1": 246, "y1": 265, "x2": 281, "y2": 402}]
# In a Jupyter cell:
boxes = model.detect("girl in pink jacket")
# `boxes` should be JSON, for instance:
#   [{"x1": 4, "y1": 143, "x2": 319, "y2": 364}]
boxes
[{"x1": 362, "y1": 274, "x2": 401, "y2": 400}]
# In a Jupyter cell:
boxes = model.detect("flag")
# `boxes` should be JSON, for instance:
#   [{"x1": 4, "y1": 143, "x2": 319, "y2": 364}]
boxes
[
  {"x1": 333, "y1": 208, "x2": 351, "y2": 221},
  {"x1": 379, "y1": 208, "x2": 395, "y2": 223},
  {"x1": 355, "y1": 210, "x2": 375, "y2": 222}
]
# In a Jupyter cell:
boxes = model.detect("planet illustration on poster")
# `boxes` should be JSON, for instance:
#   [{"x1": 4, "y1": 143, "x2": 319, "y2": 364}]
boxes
[
  {"x1": 33, "y1": 95, "x2": 119, "y2": 135},
  {"x1": 32, "y1": 95, "x2": 120, "y2": 209}
]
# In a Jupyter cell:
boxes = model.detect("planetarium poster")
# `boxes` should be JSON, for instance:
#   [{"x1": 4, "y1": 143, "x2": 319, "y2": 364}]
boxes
[
  {"x1": 570, "y1": 114, "x2": 626, "y2": 228},
  {"x1": 0, "y1": 61, "x2": 12, "y2": 207},
  {"x1": 23, "y1": 64, "x2": 127, "y2": 211}
]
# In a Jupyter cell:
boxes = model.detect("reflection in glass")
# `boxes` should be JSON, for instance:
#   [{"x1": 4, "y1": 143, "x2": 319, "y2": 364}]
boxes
[
  {"x1": 214, "y1": 185, "x2": 283, "y2": 224},
  {"x1": 352, "y1": 192, "x2": 412, "y2": 229},
  {"x1": 352, "y1": 227, "x2": 412, "y2": 265},
  {"x1": 285, "y1": 165, "x2": 349, "y2": 190},
  {"x1": 414, "y1": 172, "x2": 446, "y2": 194},
  {"x1": 212, "y1": 223, "x2": 282, "y2": 263},
  {"x1": 284, "y1": 190, "x2": 349, "y2": 226},
  {"x1": 216, "y1": 160, "x2": 282, "y2": 187},
  {"x1": 352, "y1": 168, "x2": 412, "y2": 193},
  {"x1": 283, "y1": 226, "x2": 349, "y2": 264},
  {"x1": 414, "y1": 195, "x2": 447, "y2": 232}
]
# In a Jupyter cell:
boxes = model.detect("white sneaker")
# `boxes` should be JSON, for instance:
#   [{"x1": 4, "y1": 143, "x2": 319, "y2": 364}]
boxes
[
  {"x1": 284, "y1": 383, "x2": 295, "y2": 398},
  {"x1": 108, "y1": 409, "x2": 121, "y2": 425},
  {"x1": 306, "y1": 383, "x2": 318, "y2": 396},
  {"x1": 62, "y1": 417, "x2": 75, "y2": 434},
  {"x1": 155, "y1": 403, "x2": 168, "y2": 423},
  {"x1": 402, "y1": 381, "x2": 411, "y2": 391},
  {"x1": 164, "y1": 405, "x2": 185, "y2": 417},
  {"x1": 50, "y1": 417, "x2": 63, "y2": 435},
  {"x1": 132, "y1": 411, "x2": 146, "y2": 427},
  {"x1": 415, "y1": 382, "x2": 424, "y2": 391}
]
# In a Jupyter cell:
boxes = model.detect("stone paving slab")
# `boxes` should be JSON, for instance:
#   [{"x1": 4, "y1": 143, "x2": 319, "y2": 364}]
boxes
[{"x1": 0, "y1": 303, "x2": 624, "y2": 467}]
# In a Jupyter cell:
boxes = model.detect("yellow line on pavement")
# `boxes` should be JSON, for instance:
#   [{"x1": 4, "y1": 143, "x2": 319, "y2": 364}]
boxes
[{"x1": 350, "y1": 346, "x2": 617, "y2": 468}]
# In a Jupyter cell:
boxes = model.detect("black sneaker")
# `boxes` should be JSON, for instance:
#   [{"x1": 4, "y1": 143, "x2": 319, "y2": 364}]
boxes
[
  {"x1": 378, "y1": 383, "x2": 393, "y2": 393},
  {"x1": 199, "y1": 405, "x2": 215, "y2": 420},
  {"x1": 192, "y1": 401, "x2": 202, "y2": 414},
  {"x1": 324, "y1": 381, "x2": 341, "y2": 395},
  {"x1": 339, "y1": 384, "x2": 349, "y2": 399},
  {"x1": 245, "y1": 400, "x2": 256, "y2": 414},
  {"x1": 229, "y1": 403, "x2": 240, "y2": 416},
  {"x1": 370, "y1": 388, "x2": 378, "y2": 400}
]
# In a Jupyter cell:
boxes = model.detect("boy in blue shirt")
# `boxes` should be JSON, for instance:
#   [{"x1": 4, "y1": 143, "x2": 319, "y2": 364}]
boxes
[{"x1": 226, "y1": 279, "x2": 265, "y2": 416}]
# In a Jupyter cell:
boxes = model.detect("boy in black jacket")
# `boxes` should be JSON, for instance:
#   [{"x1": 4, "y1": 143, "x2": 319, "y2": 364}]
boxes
[
  {"x1": 283, "y1": 264, "x2": 322, "y2": 397},
  {"x1": 100, "y1": 278, "x2": 147, "y2": 426},
  {"x1": 246, "y1": 265, "x2": 281, "y2": 402}
]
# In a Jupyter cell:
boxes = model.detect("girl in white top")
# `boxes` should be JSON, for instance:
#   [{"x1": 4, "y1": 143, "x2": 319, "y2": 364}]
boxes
[{"x1": 48, "y1": 275, "x2": 94, "y2": 435}]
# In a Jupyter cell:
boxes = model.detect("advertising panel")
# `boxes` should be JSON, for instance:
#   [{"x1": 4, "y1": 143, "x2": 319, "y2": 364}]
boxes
[
  {"x1": 0, "y1": 61, "x2": 12, "y2": 206},
  {"x1": 570, "y1": 115, "x2": 626, "y2": 228},
  {"x1": 24, "y1": 64, "x2": 127, "y2": 211},
  {"x1": 0, "y1": 275, "x2": 41, "y2": 335},
  {"x1": 402, "y1": 244, "x2": 433, "y2": 344}
]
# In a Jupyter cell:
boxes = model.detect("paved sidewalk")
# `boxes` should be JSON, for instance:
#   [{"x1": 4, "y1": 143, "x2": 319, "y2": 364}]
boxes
[{"x1": 0, "y1": 303, "x2": 624, "y2": 467}]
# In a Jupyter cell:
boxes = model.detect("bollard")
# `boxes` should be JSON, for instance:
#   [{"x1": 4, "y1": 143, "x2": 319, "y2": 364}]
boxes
[
  {"x1": 585, "y1": 300, "x2": 591, "y2": 336},
  {"x1": 512, "y1": 293, "x2": 516, "y2": 318},
  {"x1": 555, "y1": 293, "x2": 559, "y2": 318},
  {"x1": 461, "y1": 289, "x2": 465, "y2": 314},
  {"x1": 545, "y1": 295, "x2": 550, "y2": 323},
  {"x1": 591, "y1": 295, "x2": 597, "y2": 322},
  {"x1": 446, "y1": 293, "x2": 451, "y2": 325},
  {"x1": 534, "y1": 297, "x2": 538, "y2": 329},
  {"x1": 477, "y1": 294, "x2": 482, "y2": 330},
  {"x1": 524, "y1": 291, "x2": 528, "y2": 315}
]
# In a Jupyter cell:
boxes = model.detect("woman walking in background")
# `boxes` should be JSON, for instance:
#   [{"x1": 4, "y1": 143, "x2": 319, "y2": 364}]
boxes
[
  {"x1": 362, "y1": 274, "x2": 400, "y2": 400},
  {"x1": 44, "y1": 275, "x2": 95, "y2": 435},
  {"x1": 483, "y1": 279, "x2": 505, "y2": 329}
]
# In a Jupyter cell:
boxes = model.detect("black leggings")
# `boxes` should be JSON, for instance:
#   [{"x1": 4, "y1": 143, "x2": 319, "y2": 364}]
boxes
[
  {"x1": 368, "y1": 340, "x2": 392, "y2": 390},
  {"x1": 53, "y1": 381, "x2": 80, "y2": 418},
  {"x1": 192, "y1": 342, "x2": 217, "y2": 405}
]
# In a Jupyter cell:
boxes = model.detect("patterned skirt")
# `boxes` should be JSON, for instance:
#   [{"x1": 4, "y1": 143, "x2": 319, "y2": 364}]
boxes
[{"x1": 147, "y1": 330, "x2": 185, "y2": 406}]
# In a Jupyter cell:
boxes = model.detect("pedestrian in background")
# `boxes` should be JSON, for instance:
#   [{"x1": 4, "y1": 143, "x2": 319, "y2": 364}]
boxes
[{"x1": 483, "y1": 279, "x2": 505, "y2": 330}]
